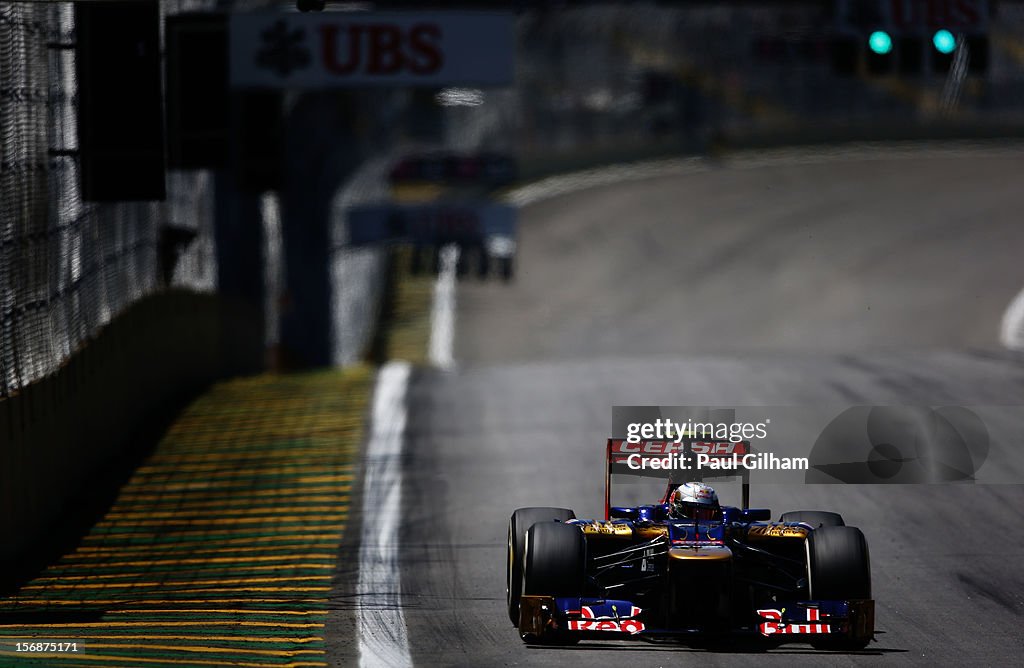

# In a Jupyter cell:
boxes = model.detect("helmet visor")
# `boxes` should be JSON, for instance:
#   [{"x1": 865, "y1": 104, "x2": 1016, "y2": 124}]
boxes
[{"x1": 675, "y1": 502, "x2": 722, "y2": 521}]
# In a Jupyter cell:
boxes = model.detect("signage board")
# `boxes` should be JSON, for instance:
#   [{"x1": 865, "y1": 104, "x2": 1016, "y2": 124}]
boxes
[
  {"x1": 230, "y1": 12, "x2": 514, "y2": 88},
  {"x1": 835, "y1": 0, "x2": 989, "y2": 34}
]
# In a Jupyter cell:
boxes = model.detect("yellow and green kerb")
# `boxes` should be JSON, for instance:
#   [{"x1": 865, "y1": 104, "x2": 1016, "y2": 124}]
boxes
[{"x1": 0, "y1": 366, "x2": 373, "y2": 667}]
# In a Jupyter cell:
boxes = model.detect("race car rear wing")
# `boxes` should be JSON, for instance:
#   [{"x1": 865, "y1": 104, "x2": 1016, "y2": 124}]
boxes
[{"x1": 604, "y1": 438, "x2": 752, "y2": 519}]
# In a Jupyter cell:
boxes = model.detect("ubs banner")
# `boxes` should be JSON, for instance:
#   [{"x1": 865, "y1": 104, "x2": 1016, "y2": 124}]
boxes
[
  {"x1": 834, "y1": 0, "x2": 989, "y2": 34},
  {"x1": 229, "y1": 12, "x2": 515, "y2": 88}
]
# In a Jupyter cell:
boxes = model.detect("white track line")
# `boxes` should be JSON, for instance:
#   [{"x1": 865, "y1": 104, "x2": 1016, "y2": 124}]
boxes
[
  {"x1": 1001, "y1": 286, "x2": 1024, "y2": 351},
  {"x1": 358, "y1": 361, "x2": 413, "y2": 668},
  {"x1": 502, "y1": 141, "x2": 1024, "y2": 208},
  {"x1": 428, "y1": 245, "x2": 459, "y2": 370},
  {"x1": 503, "y1": 157, "x2": 705, "y2": 207}
]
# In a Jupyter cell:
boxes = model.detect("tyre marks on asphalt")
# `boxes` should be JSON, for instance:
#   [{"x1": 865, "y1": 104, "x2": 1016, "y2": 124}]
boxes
[{"x1": 0, "y1": 368, "x2": 373, "y2": 667}]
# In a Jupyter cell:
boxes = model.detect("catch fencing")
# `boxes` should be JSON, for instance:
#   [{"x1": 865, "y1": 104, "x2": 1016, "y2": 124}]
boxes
[{"x1": 0, "y1": 1, "x2": 222, "y2": 397}]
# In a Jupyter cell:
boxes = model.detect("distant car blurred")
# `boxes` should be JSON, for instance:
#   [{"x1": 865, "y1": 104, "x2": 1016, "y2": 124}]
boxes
[{"x1": 388, "y1": 151, "x2": 518, "y2": 186}]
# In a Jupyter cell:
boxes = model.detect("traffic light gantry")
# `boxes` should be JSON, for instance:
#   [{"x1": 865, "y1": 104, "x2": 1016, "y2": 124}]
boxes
[{"x1": 832, "y1": 28, "x2": 988, "y2": 77}]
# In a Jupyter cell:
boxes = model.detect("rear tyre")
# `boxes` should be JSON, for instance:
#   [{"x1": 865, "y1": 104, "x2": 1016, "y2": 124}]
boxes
[
  {"x1": 409, "y1": 247, "x2": 424, "y2": 275},
  {"x1": 521, "y1": 521, "x2": 586, "y2": 645},
  {"x1": 780, "y1": 510, "x2": 845, "y2": 528},
  {"x1": 507, "y1": 507, "x2": 575, "y2": 626},
  {"x1": 499, "y1": 256, "x2": 514, "y2": 282},
  {"x1": 806, "y1": 525, "x2": 872, "y2": 650},
  {"x1": 477, "y1": 250, "x2": 490, "y2": 279}
]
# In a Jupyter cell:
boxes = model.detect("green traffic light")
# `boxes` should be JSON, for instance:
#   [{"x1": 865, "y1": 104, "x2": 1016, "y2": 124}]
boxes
[
  {"x1": 868, "y1": 31, "x2": 893, "y2": 55},
  {"x1": 933, "y1": 30, "x2": 956, "y2": 54}
]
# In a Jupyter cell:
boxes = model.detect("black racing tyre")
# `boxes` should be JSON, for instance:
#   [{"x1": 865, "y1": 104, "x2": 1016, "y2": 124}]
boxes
[
  {"x1": 521, "y1": 521, "x2": 586, "y2": 646},
  {"x1": 507, "y1": 507, "x2": 575, "y2": 626},
  {"x1": 523, "y1": 521, "x2": 586, "y2": 597},
  {"x1": 780, "y1": 510, "x2": 845, "y2": 528},
  {"x1": 806, "y1": 526, "x2": 872, "y2": 650},
  {"x1": 806, "y1": 526, "x2": 870, "y2": 599},
  {"x1": 409, "y1": 247, "x2": 424, "y2": 275},
  {"x1": 477, "y1": 250, "x2": 490, "y2": 279},
  {"x1": 499, "y1": 256, "x2": 514, "y2": 282}
]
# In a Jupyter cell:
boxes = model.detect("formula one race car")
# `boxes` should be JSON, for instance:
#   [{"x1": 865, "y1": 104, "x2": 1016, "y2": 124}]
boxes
[{"x1": 506, "y1": 437, "x2": 874, "y2": 648}]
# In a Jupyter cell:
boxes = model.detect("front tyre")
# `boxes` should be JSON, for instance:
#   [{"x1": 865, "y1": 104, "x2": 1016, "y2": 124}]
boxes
[
  {"x1": 523, "y1": 521, "x2": 586, "y2": 597},
  {"x1": 507, "y1": 507, "x2": 575, "y2": 626},
  {"x1": 805, "y1": 525, "x2": 872, "y2": 650},
  {"x1": 521, "y1": 521, "x2": 586, "y2": 645}
]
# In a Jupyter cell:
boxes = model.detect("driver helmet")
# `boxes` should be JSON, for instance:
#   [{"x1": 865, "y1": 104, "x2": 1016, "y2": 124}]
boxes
[{"x1": 668, "y1": 482, "x2": 722, "y2": 521}]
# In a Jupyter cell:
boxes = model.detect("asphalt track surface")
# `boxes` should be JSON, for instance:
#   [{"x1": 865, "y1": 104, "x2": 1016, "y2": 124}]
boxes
[{"x1": 336, "y1": 147, "x2": 1024, "y2": 667}]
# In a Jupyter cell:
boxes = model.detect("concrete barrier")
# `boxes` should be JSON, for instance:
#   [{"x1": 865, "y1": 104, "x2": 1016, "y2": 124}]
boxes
[{"x1": 0, "y1": 289, "x2": 231, "y2": 591}]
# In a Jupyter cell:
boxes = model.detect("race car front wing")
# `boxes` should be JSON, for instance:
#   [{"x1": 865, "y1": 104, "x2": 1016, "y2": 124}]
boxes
[{"x1": 519, "y1": 595, "x2": 874, "y2": 645}]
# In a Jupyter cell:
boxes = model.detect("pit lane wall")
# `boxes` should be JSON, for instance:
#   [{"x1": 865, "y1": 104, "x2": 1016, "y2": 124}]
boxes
[{"x1": 0, "y1": 291, "x2": 225, "y2": 587}]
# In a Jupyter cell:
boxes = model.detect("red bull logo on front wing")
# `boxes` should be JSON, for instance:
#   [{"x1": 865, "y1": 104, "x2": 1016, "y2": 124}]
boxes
[
  {"x1": 757, "y1": 607, "x2": 832, "y2": 635},
  {"x1": 566, "y1": 605, "x2": 645, "y2": 634}
]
